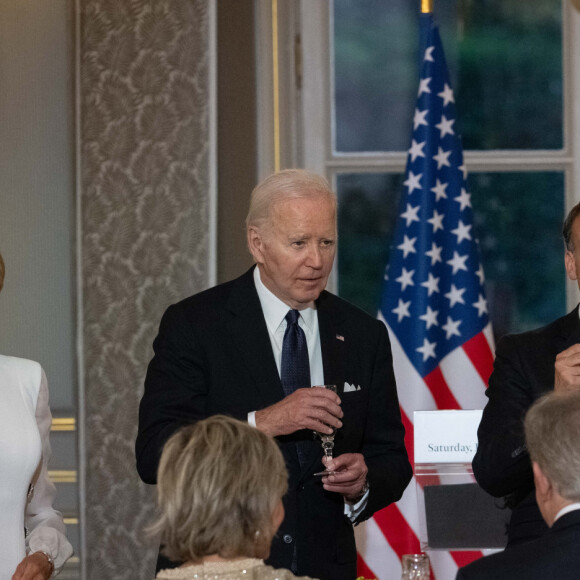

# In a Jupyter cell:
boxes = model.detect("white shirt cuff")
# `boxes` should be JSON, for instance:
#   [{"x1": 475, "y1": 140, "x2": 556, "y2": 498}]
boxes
[
  {"x1": 344, "y1": 487, "x2": 370, "y2": 522},
  {"x1": 248, "y1": 411, "x2": 257, "y2": 427}
]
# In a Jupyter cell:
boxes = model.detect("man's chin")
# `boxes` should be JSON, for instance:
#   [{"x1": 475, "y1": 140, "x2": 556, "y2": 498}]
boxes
[{"x1": 292, "y1": 290, "x2": 324, "y2": 308}]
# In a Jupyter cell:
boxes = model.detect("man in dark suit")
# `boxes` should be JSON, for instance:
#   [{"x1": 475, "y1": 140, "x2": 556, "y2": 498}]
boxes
[
  {"x1": 457, "y1": 391, "x2": 580, "y2": 579},
  {"x1": 472, "y1": 202, "x2": 580, "y2": 547},
  {"x1": 136, "y1": 169, "x2": 412, "y2": 580}
]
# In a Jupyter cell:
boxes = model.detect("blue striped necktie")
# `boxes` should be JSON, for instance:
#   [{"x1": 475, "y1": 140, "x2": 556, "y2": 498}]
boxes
[
  {"x1": 281, "y1": 309, "x2": 311, "y2": 395},
  {"x1": 280, "y1": 309, "x2": 312, "y2": 473}
]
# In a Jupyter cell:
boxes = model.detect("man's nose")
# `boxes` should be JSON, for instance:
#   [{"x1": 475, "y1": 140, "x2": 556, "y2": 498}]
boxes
[{"x1": 306, "y1": 245, "x2": 323, "y2": 268}]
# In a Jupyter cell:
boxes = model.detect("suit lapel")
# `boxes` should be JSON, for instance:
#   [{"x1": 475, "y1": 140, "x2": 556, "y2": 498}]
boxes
[
  {"x1": 555, "y1": 305, "x2": 580, "y2": 352},
  {"x1": 318, "y1": 291, "x2": 348, "y2": 390},
  {"x1": 227, "y1": 301, "x2": 304, "y2": 470},
  {"x1": 224, "y1": 268, "x2": 285, "y2": 407}
]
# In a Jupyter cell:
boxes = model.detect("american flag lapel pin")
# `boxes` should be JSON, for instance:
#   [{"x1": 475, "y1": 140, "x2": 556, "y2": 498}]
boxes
[{"x1": 336, "y1": 334, "x2": 345, "y2": 341}]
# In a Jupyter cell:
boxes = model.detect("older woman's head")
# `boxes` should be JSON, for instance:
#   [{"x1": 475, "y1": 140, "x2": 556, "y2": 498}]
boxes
[
  {"x1": 151, "y1": 415, "x2": 288, "y2": 563},
  {"x1": 0, "y1": 252, "x2": 4, "y2": 293}
]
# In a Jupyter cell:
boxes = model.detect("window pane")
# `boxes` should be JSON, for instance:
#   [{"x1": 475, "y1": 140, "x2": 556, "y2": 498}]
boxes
[
  {"x1": 333, "y1": 0, "x2": 562, "y2": 152},
  {"x1": 333, "y1": 0, "x2": 417, "y2": 152},
  {"x1": 337, "y1": 171, "x2": 565, "y2": 337},
  {"x1": 456, "y1": 3, "x2": 562, "y2": 150},
  {"x1": 470, "y1": 172, "x2": 565, "y2": 336},
  {"x1": 337, "y1": 173, "x2": 403, "y2": 315}
]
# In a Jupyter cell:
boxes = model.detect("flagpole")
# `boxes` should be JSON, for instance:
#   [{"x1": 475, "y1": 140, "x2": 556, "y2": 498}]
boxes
[{"x1": 419, "y1": 0, "x2": 433, "y2": 67}]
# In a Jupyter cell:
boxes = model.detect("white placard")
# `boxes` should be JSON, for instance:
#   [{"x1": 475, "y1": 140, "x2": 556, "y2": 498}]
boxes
[{"x1": 414, "y1": 409, "x2": 483, "y2": 464}]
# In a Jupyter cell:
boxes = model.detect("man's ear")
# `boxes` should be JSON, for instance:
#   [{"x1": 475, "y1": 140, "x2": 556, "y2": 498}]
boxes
[
  {"x1": 533, "y1": 461, "x2": 552, "y2": 501},
  {"x1": 247, "y1": 226, "x2": 265, "y2": 264},
  {"x1": 565, "y1": 250, "x2": 578, "y2": 281}
]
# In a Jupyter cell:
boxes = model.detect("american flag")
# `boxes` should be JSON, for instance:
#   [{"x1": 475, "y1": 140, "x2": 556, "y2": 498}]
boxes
[{"x1": 355, "y1": 14, "x2": 495, "y2": 580}]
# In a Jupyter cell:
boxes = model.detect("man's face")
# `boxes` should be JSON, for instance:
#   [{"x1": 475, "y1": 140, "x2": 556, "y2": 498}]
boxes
[
  {"x1": 565, "y1": 215, "x2": 580, "y2": 290},
  {"x1": 248, "y1": 195, "x2": 337, "y2": 310}
]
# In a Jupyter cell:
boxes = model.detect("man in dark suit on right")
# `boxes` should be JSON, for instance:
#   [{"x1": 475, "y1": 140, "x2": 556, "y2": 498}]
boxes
[
  {"x1": 472, "y1": 202, "x2": 580, "y2": 547},
  {"x1": 457, "y1": 391, "x2": 580, "y2": 580}
]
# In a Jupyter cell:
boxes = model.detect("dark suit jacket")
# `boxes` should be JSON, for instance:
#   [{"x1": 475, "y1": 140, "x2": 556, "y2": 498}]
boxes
[
  {"x1": 456, "y1": 509, "x2": 580, "y2": 580},
  {"x1": 136, "y1": 267, "x2": 411, "y2": 580},
  {"x1": 472, "y1": 306, "x2": 580, "y2": 547}
]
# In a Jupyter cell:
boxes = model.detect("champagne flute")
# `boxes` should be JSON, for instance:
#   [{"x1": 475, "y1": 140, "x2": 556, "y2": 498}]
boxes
[{"x1": 312, "y1": 384, "x2": 339, "y2": 476}]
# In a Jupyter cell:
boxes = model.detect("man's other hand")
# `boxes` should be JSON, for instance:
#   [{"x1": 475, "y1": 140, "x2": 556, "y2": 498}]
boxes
[
  {"x1": 321, "y1": 453, "x2": 368, "y2": 502},
  {"x1": 555, "y1": 343, "x2": 580, "y2": 392}
]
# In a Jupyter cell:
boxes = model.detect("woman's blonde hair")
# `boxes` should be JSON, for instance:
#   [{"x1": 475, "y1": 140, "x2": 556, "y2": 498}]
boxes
[
  {"x1": 0, "y1": 252, "x2": 4, "y2": 293},
  {"x1": 149, "y1": 415, "x2": 288, "y2": 563}
]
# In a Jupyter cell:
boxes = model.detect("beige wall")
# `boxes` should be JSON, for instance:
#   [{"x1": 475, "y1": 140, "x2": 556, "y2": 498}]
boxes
[
  {"x1": 1, "y1": 0, "x2": 259, "y2": 577},
  {"x1": 0, "y1": 1, "x2": 75, "y2": 409},
  {"x1": 0, "y1": 1, "x2": 79, "y2": 574}
]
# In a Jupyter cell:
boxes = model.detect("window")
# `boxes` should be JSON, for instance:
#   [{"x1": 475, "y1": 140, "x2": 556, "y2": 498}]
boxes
[{"x1": 282, "y1": 0, "x2": 580, "y2": 338}]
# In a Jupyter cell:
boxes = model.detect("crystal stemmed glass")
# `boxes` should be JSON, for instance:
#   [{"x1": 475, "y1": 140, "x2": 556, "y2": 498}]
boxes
[
  {"x1": 312, "y1": 384, "x2": 339, "y2": 476},
  {"x1": 400, "y1": 553, "x2": 430, "y2": 580}
]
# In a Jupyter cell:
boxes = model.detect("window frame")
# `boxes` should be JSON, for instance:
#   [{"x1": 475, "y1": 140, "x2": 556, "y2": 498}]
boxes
[{"x1": 256, "y1": 0, "x2": 580, "y2": 309}]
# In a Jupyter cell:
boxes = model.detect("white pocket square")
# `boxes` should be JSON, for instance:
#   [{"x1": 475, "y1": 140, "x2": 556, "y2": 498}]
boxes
[{"x1": 343, "y1": 382, "x2": 361, "y2": 393}]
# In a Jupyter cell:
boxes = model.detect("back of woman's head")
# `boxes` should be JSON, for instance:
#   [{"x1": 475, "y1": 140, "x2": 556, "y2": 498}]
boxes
[{"x1": 150, "y1": 415, "x2": 288, "y2": 563}]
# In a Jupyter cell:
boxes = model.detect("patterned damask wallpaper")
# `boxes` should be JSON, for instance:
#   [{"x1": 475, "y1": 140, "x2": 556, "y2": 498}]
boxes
[{"x1": 80, "y1": 1, "x2": 212, "y2": 578}]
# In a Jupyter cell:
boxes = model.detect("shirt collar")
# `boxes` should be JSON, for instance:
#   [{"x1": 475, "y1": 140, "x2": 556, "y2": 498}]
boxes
[
  {"x1": 253, "y1": 267, "x2": 317, "y2": 334},
  {"x1": 554, "y1": 502, "x2": 580, "y2": 523}
]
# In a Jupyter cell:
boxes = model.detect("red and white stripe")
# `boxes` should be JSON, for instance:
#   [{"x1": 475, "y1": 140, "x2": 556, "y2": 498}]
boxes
[{"x1": 355, "y1": 317, "x2": 495, "y2": 579}]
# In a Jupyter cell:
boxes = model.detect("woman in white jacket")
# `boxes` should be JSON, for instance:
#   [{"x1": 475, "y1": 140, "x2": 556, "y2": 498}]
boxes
[{"x1": 0, "y1": 253, "x2": 73, "y2": 579}]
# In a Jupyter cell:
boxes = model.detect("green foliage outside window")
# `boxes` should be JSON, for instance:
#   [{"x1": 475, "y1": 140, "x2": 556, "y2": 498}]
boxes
[{"x1": 334, "y1": 0, "x2": 565, "y2": 337}]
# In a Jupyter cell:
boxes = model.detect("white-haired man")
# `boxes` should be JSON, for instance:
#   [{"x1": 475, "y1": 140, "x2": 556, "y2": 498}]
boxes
[
  {"x1": 136, "y1": 169, "x2": 412, "y2": 580},
  {"x1": 458, "y1": 391, "x2": 580, "y2": 579}
]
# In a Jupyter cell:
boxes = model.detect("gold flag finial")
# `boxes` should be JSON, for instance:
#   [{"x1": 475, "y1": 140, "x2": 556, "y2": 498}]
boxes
[{"x1": 421, "y1": 0, "x2": 433, "y2": 13}]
